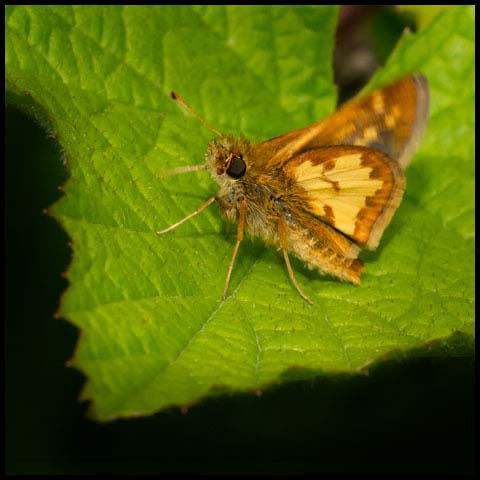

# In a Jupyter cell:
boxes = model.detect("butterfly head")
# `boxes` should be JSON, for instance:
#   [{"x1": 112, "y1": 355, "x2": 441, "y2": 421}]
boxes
[{"x1": 206, "y1": 136, "x2": 250, "y2": 184}]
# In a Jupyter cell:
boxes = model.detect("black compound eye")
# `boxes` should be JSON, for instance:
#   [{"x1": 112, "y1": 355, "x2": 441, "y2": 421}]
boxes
[{"x1": 226, "y1": 155, "x2": 246, "y2": 179}]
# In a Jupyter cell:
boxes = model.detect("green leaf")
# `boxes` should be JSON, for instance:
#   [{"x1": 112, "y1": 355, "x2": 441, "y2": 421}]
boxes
[{"x1": 6, "y1": 5, "x2": 474, "y2": 420}]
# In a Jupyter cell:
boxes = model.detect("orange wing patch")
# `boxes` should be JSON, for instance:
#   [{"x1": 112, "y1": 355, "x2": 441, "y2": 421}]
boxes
[
  {"x1": 262, "y1": 74, "x2": 429, "y2": 171},
  {"x1": 286, "y1": 146, "x2": 405, "y2": 249}
]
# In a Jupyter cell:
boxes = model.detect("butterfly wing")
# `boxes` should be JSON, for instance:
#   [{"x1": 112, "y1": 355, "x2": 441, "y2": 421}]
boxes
[
  {"x1": 260, "y1": 74, "x2": 429, "y2": 170},
  {"x1": 285, "y1": 145, "x2": 405, "y2": 250}
]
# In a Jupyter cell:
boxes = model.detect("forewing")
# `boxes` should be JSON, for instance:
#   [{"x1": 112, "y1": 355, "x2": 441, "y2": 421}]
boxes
[
  {"x1": 262, "y1": 74, "x2": 429, "y2": 170},
  {"x1": 285, "y1": 145, "x2": 405, "y2": 250}
]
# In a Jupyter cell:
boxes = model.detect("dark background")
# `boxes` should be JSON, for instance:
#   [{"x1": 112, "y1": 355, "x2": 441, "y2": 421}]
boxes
[{"x1": 5, "y1": 6, "x2": 475, "y2": 474}]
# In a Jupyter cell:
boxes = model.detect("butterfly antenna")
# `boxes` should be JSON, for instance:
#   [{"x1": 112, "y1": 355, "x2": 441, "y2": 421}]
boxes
[
  {"x1": 171, "y1": 91, "x2": 223, "y2": 138},
  {"x1": 159, "y1": 164, "x2": 207, "y2": 177}
]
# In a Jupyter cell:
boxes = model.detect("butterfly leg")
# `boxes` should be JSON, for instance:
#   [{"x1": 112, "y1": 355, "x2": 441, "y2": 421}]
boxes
[
  {"x1": 223, "y1": 199, "x2": 247, "y2": 300},
  {"x1": 278, "y1": 219, "x2": 313, "y2": 305},
  {"x1": 157, "y1": 196, "x2": 216, "y2": 234}
]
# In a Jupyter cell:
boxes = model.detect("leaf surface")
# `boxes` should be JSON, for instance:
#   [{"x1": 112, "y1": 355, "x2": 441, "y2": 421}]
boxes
[{"x1": 5, "y1": 5, "x2": 474, "y2": 420}]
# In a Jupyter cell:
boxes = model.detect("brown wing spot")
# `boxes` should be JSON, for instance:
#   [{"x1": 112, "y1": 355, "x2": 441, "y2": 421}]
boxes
[
  {"x1": 323, "y1": 204, "x2": 335, "y2": 222},
  {"x1": 355, "y1": 207, "x2": 369, "y2": 222},
  {"x1": 369, "y1": 166, "x2": 382, "y2": 179},
  {"x1": 324, "y1": 178, "x2": 340, "y2": 192},
  {"x1": 322, "y1": 159, "x2": 336, "y2": 171},
  {"x1": 361, "y1": 154, "x2": 391, "y2": 181}
]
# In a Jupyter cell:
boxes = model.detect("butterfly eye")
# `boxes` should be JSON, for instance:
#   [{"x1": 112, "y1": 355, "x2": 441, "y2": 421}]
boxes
[{"x1": 226, "y1": 155, "x2": 246, "y2": 179}]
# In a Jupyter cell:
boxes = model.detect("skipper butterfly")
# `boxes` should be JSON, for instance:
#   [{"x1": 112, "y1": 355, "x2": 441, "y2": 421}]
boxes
[{"x1": 158, "y1": 75, "x2": 429, "y2": 304}]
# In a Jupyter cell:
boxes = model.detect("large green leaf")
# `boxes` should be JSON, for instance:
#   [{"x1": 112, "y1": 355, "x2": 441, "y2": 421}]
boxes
[{"x1": 6, "y1": 5, "x2": 474, "y2": 420}]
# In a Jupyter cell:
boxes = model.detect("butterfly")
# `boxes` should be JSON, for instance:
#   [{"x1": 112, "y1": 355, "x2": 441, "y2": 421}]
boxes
[{"x1": 158, "y1": 74, "x2": 429, "y2": 304}]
